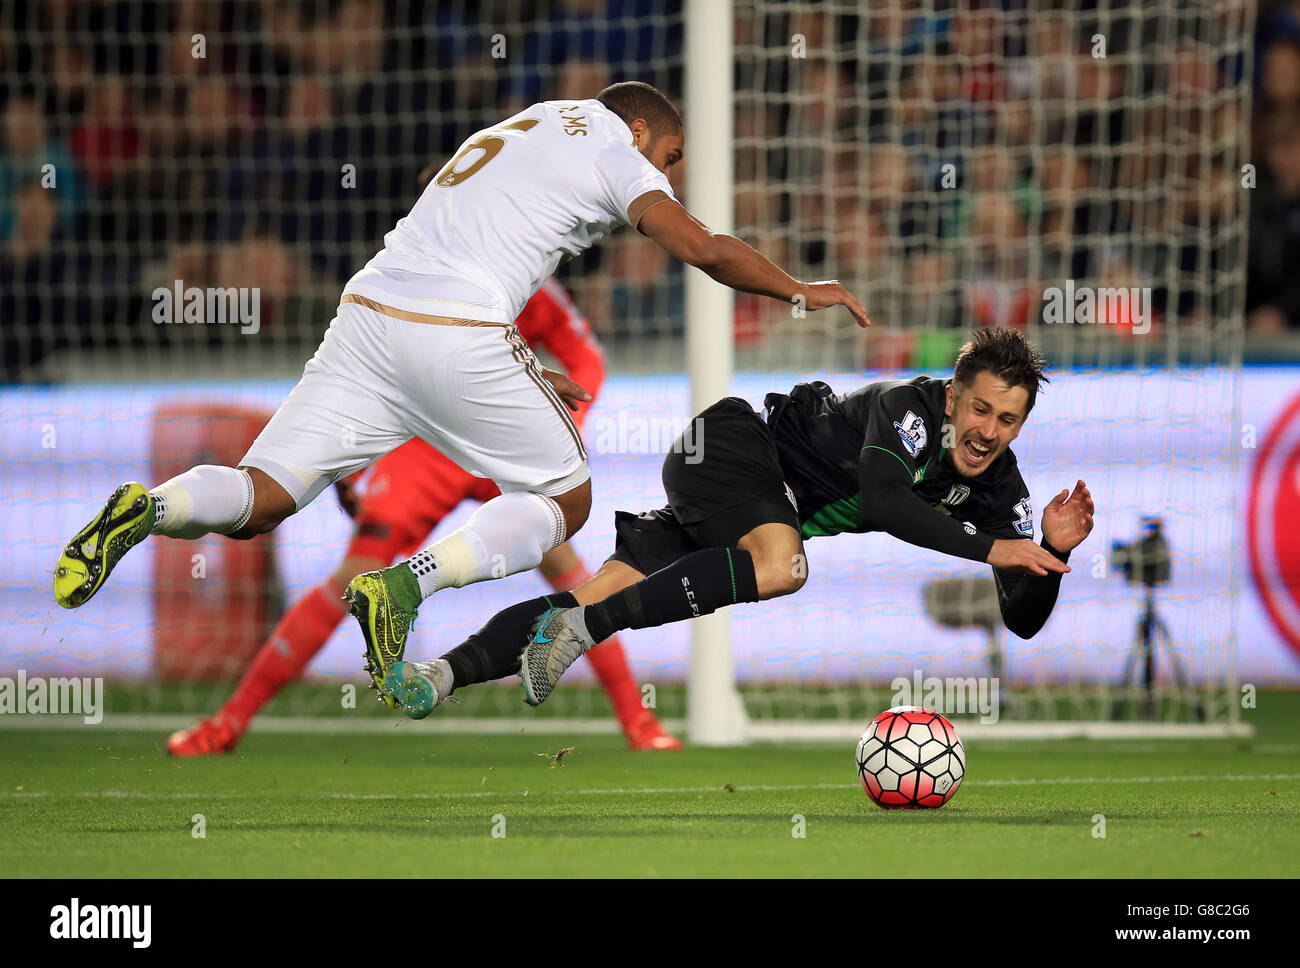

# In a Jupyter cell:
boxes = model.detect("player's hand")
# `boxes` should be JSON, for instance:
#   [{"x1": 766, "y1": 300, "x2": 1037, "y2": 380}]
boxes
[
  {"x1": 540, "y1": 367, "x2": 591, "y2": 412},
  {"x1": 1041, "y1": 479, "x2": 1095, "y2": 553},
  {"x1": 334, "y1": 478, "x2": 360, "y2": 519},
  {"x1": 799, "y1": 280, "x2": 870, "y2": 328},
  {"x1": 987, "y1": 538, "x2": 1071, "y2": 577}
]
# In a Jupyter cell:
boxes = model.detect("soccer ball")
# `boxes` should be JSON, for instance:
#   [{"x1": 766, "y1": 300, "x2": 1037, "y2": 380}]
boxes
[{"x1": 856, "y1": 706, "x2": 965, "y2": 809}]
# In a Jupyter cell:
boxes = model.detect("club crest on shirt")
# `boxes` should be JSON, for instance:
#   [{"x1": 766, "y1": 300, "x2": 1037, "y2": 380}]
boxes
[
  {"x1": 1013, "y1": 497, "x2": 1034, "y2": 536},
  {"x1": 941, "y1": 484, "x2": 970, "y2": 507},
  {"x1": 893, "y1": 411, "x2": 928, "y2": 458}
]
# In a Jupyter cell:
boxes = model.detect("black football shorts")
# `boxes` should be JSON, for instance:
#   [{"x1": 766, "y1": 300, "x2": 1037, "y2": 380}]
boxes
[{"x1": 607, "y1": 396, "x2": 800, "y2": 576}]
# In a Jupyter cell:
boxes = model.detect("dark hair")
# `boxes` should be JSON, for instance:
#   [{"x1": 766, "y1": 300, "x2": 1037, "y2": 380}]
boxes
[
  {"x1": 597, "y1": 81, "x2": 683, "y2": 137},
  {"x1": 952, "y1": 328, "x2": 1050, "y2": 413}
]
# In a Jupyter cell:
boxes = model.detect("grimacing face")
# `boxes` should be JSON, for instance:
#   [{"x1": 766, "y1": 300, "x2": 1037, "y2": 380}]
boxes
[
  {"x1": 628, "y1": 118, "x2": 684, "y2": 175},
  {"x1": 943, "y1": 369, "x2": 1030, "y2": 478}
]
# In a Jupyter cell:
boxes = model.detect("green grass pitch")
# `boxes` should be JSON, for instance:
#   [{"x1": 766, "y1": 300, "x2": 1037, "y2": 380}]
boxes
[{"x1": 2, "y1": 693, "x2": 1298, "y2": 877}]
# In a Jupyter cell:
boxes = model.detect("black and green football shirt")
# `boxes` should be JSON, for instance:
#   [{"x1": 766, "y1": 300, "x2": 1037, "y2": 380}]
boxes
[
  {"x1": 762, "y1": 376, "x2": 1068, "y2": 639},
  {"x1": 763, "y1": 376, "x2": 1034, "y2": 549}
]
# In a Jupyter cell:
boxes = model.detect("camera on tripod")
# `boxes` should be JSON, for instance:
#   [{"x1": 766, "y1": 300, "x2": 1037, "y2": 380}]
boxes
[
  {"x1": 1108, "y1": 514, "x2": 1201, "y2": 722},
  {"x1": 1111, "y1": 515, "x2": 1171, "y2": 587}
]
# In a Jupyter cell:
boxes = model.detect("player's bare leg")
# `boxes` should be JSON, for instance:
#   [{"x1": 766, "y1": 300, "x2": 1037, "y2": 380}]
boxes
[
  {"x1": 349, "y1": 478, "x2": 591, "y2": 703},
  {"x1": 737, "y1": 523, "x2": 808, "y2": 600},
  {"x1": 520, "y1": 522, "x2": 804, "y2": 706},
  {"x1": 224, "y1": 468, "x2": 297, "y2": 538},
  {"x1": 54, "y1": 466, "x2": 295, "y2": 609}
]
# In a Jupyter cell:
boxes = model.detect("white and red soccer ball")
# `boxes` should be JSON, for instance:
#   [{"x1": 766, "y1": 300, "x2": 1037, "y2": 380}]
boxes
[{"x1": 856, "y1": 706, "x2": 965, "y2": 809}]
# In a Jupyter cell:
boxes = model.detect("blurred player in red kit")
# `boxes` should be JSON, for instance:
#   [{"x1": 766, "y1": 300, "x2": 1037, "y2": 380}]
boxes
[{"x1": 166, "y1": 277, "x2": 681, "y2": 754}]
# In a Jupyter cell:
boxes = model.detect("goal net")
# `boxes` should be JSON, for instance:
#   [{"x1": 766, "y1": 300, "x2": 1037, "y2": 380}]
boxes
[
  {"x1": 2, "y1": 0, "x2": 1252, "y2": 740},
  {"x1": 722, "y1": 0, "x2": 1252, "y2": 738}
]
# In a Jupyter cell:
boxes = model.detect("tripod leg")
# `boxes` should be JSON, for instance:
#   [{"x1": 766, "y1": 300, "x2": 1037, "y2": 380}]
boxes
[
  {"x1": 1141, "y1": 612, "x2": 1156, "y2": 722},
  {"x1": 1112, "y1": 647, "x2": 1136, "y2": 721},
  {"x1": 1157, "y1": 618, "x2": 1204, "y2": 722}
]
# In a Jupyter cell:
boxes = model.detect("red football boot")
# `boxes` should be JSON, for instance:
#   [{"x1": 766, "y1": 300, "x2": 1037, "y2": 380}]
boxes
[
  {"x1": 624, "y1": 712, "x2": 684, "y2": 751},
  {"x1": 165, "y1": 715, "x2": 241, "y2": 756}
]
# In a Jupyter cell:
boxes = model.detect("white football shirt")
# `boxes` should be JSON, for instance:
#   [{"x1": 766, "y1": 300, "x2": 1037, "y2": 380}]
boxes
[{"x1": 344, "y1": 99, "x2": 676, "y2": 324}]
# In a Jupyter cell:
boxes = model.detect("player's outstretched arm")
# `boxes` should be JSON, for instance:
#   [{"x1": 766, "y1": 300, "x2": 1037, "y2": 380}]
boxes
[
  {"x1": 860, "y1": 446, "x2": 1016, "y2": 563},
  {"x1": 985, "y1": 538, "x2": 1072, "y2": 577},
  {"x1": 991, "y1": 544, "x2": 1071, "y2": 639},
  {"x1": 859, "y1": 443, "x2": 1069, "y2": 575},
  {"x1": 637, "y1": 199, "x2": 870, "y2": 327},
  {"x1": 990, "y1": 481, "x2": 1094, "y2": 639},
  {"x1": 858, "y1": 447, "x2": 1071, "y2": 640}
]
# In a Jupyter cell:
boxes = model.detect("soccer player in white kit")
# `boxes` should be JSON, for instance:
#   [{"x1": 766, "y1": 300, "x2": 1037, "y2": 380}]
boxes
[{"x1": 53, "y1": 82, "x2": 868, "y2": 703}]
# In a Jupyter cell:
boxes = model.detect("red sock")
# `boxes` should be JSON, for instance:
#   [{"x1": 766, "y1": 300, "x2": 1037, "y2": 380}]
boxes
[
  {"x1": 546, "y1": 561, "x2": 649, "y2": 730},
  {"x1": 221, "y1": 582, "x2": 349, "y2": 733}
]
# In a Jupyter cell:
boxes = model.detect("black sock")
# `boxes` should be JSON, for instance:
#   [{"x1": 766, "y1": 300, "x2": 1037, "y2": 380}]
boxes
[
  {"x1": 584, "y1": 548, "x2": 759, "y2": 643},
  {"x1": 442, "y1": 591, "x2": 577, "y2": 689}
]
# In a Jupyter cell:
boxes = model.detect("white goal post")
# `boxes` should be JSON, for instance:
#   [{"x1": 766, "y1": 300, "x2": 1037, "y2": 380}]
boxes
[{"x1": 685, "y1": 0, "x2": 749, "y2": 746}]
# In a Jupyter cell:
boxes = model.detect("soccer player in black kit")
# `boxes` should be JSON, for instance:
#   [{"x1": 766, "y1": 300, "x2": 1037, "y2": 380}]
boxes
[{"x1": 380, "y1": 327, "x2": 1096, "y2": 717}]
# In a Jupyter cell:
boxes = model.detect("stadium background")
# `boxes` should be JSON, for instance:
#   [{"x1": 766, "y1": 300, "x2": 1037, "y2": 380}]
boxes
[{"x1": 2, "y1": 0, "x2": 1299, "y2": 728}]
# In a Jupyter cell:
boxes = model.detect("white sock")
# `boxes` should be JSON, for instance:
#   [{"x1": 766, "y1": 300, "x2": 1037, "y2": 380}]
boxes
[
  {"x1": 150, "y1": 465, "x2": 256, "y2": 539},
  {"x1": 405, "y1": 491, "x2": 566, "y2": 600},
  {"x1": 431, "y1": 658, "x2": 453, "y2": 692}
]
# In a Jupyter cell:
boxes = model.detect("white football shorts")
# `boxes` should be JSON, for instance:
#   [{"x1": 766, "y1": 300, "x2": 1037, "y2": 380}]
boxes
[{"x1": 240, "y1": 295, "x2": 590, "y2": 510}]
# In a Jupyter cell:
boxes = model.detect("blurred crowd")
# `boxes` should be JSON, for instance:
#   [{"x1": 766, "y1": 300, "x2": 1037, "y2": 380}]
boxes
[
  {"x1": 0, "y1": 0, "x2": 1294, "y2": 379},
  {"x1": 732, "y1": 0, "x2": 1293, "y2": 351},
  {"x1": 1249, "y1": 0, "x2": 1300, "y2": 335}
]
